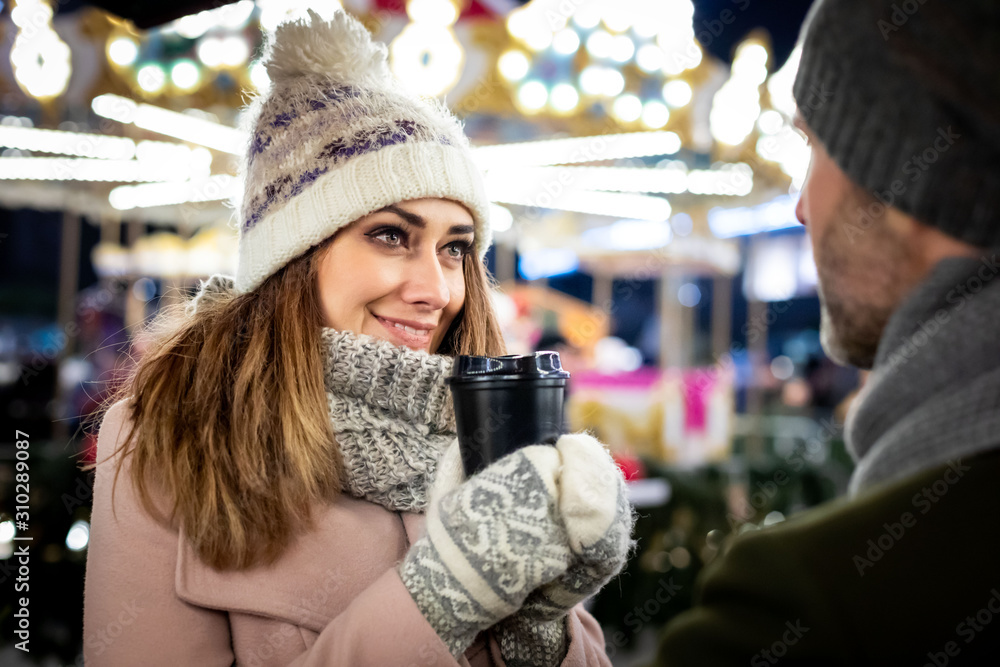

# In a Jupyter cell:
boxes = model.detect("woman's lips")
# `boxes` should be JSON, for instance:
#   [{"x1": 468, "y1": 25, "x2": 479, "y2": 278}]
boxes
[{"x1": 374, "y1": 315, "x2": 433, "y2": 349}]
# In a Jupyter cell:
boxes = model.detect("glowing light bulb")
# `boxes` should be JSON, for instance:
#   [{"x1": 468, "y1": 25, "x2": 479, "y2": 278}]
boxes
[
  {"x1": 171, "y1": 60, "x2": 201, "y2": 91},
  {"x1": 663, "y1": 80, "x2": 693, "y2": 108},
  {"x1": 137, "y1": 64, "x2": 166, "y2": 93},
  {"x1": 641, "y1": 100, "x2": 670, "y2": 129},
  {"x1": 550, "y1": 83, "x2": 580, "y2": 112},
  {"x1": 612, "y1": 94, "x2": 642, "y2": 123},
  {"x1": 498, "y1": 49, "x2": 530, "y2": 81},
  {"x1": 552, "y1": 28, "x2": 581, "y2": 55},
  {"x1": 517, "y1": 80, "x2": 548, "y2": 111},
  {"x1": 108, "y1": 37, "x2": 138, "y2": 66}
]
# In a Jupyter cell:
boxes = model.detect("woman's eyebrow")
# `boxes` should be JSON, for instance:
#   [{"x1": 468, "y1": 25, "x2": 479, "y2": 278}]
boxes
[{"x1": 376, "y1": 205, "x2": 475, "y2": 235}]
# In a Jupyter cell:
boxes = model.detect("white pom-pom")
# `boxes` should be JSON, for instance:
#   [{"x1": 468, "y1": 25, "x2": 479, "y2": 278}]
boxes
[{"x1": 262, "y1": 8, "x2": 392, "y2": 88}]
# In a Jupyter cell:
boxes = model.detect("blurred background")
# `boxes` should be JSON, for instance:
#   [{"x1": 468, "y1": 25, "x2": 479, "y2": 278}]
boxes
[{"x1": 0, "y1": 0, "x2": 863, "y2": 664}]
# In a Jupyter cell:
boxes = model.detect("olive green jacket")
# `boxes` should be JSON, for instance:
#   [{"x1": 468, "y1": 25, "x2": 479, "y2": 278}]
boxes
[{"x1": 656, "y1": 449, "x2": 1000, "y2": 666}]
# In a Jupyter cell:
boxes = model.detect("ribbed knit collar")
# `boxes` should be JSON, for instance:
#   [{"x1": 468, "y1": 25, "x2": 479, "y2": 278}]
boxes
[{"x1": 845, "y1": 251, "x2": 1000, "y2": 494}]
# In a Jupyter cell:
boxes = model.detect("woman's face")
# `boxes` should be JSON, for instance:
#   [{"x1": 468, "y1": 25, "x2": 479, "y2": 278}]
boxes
[{"x1": 317, "y1": 198, "x2": 475, "y2": 353}]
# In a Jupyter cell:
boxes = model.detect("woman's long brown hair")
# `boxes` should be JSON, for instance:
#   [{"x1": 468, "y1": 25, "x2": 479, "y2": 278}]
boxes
[{"x1": 89, "y1": 238, "x2": 506, "y2": 571}]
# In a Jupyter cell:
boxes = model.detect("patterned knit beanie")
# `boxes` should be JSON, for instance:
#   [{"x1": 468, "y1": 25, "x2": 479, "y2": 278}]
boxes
[
  {"x1": 793, "y1": 0, "x2": 1000, "y2": 246},
  {"x1": 234, "y1": 9, "x2": 492, "y2": 294}
]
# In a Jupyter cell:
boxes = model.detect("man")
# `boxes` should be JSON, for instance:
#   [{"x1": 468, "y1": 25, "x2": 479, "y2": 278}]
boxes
[{"x1": 654, "y1": 0, "x2": 1000, "y2": 663}]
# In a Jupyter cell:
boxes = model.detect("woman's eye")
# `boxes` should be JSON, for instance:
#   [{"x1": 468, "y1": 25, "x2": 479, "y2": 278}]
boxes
[
  {"x1": 369, "y1": 227, "x2": 407, "y2": 247},
  {"x1": 445, "y1": 241, "x2": 472, "y2": 259}
]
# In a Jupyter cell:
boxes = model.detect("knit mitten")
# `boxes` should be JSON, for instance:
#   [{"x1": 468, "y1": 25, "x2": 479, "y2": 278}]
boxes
[
  {"x1": 497, "y1": 612, "x2": 569, "y2": 667},
  {"x1": 398, "y1": 444, "x2": 573, "y2": 657},
  {"x1": 496, "y1": 433, "x2": 636, "y2": 667}
]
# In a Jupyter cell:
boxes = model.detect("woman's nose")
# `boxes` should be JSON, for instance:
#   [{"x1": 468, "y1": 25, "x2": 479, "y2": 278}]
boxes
[{"x1": 400, "y1": 250, "x2": 451, "y2": 310}]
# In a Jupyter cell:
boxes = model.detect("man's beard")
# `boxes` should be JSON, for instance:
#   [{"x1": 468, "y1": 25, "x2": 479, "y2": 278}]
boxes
[
  {"x1": 817, "y1": 290, "x2": 883, "y2": 369},
  {"x1": 813, "y1": 190, "x2": 913, "y2": 370}
]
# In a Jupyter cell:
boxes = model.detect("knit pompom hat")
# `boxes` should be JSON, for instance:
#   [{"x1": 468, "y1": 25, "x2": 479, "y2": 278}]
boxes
[
  {"x1": 233, "y1": 9, "x2": 492, "y2": 294},
  {"x1": 792, "y1": 0, "x2": 1000, "y2": 246}
]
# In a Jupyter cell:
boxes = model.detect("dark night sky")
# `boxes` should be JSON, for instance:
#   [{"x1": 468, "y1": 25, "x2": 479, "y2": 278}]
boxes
[{"x1": 61, "y1": 0, "x2": 816, "y2": 68}]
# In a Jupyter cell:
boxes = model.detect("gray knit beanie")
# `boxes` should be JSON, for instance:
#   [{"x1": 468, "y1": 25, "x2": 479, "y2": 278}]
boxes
[{"x1": 793, "y1": 0, "x2": 1000, "y2": 245}]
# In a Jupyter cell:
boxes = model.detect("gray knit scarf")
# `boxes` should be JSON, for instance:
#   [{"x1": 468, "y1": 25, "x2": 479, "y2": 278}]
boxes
[
  {"x1": 321, "y1": 328, "x2": 456, "y2": 512},
  {"x1": 845, "y1": 252, "x2": 1000, "y2": 495},
  {"x1": 188, "y1": 274, "x2": 456, "y2": 513}
]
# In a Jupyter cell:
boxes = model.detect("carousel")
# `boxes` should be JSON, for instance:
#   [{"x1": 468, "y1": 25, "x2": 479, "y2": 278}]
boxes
[{"x1": 1, "y1": 0, "x2": 812, "y2": 460}]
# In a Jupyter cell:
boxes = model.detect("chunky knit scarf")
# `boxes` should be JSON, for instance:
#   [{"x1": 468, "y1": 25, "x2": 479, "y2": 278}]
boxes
[
  {"x1": 188, "y1": 274, "x2": 456, "y2": 512},
  {"x1": 845, "y1": 253, "x2": 1000, "y2": 494},
  {"x1": 320, "y1": 327, "x2": 456, "y2": 512}
]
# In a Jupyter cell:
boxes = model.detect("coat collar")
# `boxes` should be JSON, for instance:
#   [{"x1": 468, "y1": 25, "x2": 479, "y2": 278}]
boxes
[{"x1": 173, "y1": 495, "x2": 425, "y2": 632}]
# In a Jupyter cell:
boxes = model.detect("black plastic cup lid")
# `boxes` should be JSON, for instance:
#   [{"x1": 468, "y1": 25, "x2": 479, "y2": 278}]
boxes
[{"x1": 448, "y1": 352, "x2": 571, "y2": 383}]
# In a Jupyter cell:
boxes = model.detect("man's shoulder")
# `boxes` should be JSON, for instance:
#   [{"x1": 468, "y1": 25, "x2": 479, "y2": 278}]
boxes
[
  {"x1": 658, "y1": 451, "x2": 1000, "y2": 664},
  {"x1": 754, "y1": 449, "x2": 1000, "y2": 552},
  {"x1": 708, "y1": 450, "x2": 1000, "y2": 652},
  {"x1": 721, "y1": 450, "x2": 1000, "y2": 581}
]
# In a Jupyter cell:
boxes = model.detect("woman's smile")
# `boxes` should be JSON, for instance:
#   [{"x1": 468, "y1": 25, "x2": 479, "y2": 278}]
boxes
[{"x1": 372, "y1": 312, "x2": 436, "y2": 349}]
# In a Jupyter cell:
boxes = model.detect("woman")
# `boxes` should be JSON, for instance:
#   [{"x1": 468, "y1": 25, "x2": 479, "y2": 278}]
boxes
[{"x1": 83, "y1": 9, "x2": 632, "y2": 666}]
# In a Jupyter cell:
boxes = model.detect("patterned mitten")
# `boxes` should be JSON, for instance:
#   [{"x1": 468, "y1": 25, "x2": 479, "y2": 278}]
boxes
[
  {"x1": 496, "y1": 433, "x2": 636, "y2": 667},
  {"x1": 398, "y1": 444, "x2": 574, "y2": 658}
]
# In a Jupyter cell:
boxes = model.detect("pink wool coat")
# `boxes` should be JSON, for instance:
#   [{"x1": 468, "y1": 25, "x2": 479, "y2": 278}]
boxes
[{"x1": 84, "y1": 400, "x2": 613, "y2": 666}]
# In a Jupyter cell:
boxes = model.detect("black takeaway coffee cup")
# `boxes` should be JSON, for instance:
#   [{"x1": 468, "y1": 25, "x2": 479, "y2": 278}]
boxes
[{"x1": 447, "y1": 352, "x2": 571, "y2": 478}]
